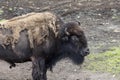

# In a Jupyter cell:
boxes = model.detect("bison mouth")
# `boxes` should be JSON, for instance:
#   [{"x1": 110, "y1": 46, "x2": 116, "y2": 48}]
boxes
[
  {"x1": 67, "y1": 48, "x2": 90, "y2": 65},
  {"x1": 68, "y1": 52, "x2": 85, "y2": 65}
]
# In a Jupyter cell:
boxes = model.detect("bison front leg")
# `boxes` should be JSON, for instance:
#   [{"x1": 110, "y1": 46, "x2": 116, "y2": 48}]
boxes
[{"x1": 32, "y1": 57, "x2": 47, "y2": 80}]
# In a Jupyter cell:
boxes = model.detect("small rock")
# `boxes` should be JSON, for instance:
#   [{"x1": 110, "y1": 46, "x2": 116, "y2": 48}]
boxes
[
  {"x1": 111, "y1": 40, "x2": 117, "y2": 42},
  {"x1": 113, "y1": 74, "x2": 115, "y2": 78},
  {"x1": 114, "y1": 28, "x2": 120, "y2": 32},
  {"x1": 111, "y1": 9, "x2": 117, "y2": 13}
]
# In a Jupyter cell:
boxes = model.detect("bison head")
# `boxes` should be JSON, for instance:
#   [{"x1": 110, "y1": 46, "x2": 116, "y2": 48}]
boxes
[
  {"x1": 58, "y1": 21, "x2": 90, "y2": 64},
  {"x1": 46, "y1": 21, "x2": 90, "y2": 70}
]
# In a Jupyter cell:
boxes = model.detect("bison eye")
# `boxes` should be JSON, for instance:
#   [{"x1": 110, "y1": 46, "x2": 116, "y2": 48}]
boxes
[
  {"x1": 71, "y1": 35, "x2": 80, "y2": 46},
  {"x1": 71, "y1": 36, "x2": 79, "y2": 42},
  {"x1": 61, "y1": 36, "x2": 69, "y2": 41}
]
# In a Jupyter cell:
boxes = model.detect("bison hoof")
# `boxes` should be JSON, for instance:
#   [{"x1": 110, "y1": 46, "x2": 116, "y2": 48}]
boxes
[{"x1": 9, "y1": 63, "x2": 16, "y2": 69}]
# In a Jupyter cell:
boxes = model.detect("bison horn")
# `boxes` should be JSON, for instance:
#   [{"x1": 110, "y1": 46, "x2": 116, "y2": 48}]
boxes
[{"x1": 65, "y1": 27, "x2": 70, "y2": 35}]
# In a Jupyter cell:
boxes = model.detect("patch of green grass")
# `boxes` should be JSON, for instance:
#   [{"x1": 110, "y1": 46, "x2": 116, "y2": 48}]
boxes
[
  {"x1": 0, "y1": 9, "x2": 4, "y2": 15},
  {"x1": 0, "y1": 19, "x2": 6, "y2": 22},
  {"x1": 83, "y1": 47, "x2": 120, "y2": 74}
]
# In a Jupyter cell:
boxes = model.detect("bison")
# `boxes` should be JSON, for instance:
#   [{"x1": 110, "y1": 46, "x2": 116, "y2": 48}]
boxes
[{"x1": 0, "y1": 12, "x2": 89, "y2": 80}]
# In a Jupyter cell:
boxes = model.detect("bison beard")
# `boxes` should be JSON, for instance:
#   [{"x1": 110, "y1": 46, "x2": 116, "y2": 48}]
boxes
[{"x1": 0, "y1": 12, "x2": 89, "y2": 80}]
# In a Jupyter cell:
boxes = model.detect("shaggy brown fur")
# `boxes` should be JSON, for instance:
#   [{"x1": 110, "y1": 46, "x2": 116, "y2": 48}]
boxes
[
  {"x1": 0, "y1": 12, "x2": 89, "y2": 80},
  {"x1": 0, "y1": 12, "x2": 62, "y2": 48}
]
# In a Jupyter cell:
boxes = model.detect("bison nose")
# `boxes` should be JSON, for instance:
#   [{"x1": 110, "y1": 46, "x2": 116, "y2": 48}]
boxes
[
  {"x1": 83, "y1": 48, "x2": 90, "y2": 56},
  {"x1": 86, "y1": 48, "x2": 90, "y2": 54}
]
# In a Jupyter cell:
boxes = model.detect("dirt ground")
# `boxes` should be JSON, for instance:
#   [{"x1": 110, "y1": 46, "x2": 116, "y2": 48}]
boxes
[{"x1": 0, "y1": 0, "x2": 120, "y2": 80}]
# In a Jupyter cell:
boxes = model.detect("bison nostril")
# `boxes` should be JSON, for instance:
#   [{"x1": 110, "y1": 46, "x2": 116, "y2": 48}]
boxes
[
  {"x1": 81, "y1": 48, "x2": 90, "y2": 56},
  {"x1": 84, "y1": 48, "x2": 90, "y2": 55},
  {"x1": 86, "y1": 49, "x2": 90, "y2": 54}
]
